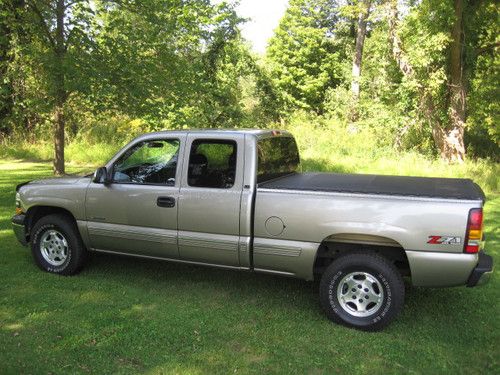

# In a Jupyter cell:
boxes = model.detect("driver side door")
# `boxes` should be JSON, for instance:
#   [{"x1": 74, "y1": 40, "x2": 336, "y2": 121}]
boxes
[{"x1": 85, "y1": 136, "x2": 185, "y2": 259}]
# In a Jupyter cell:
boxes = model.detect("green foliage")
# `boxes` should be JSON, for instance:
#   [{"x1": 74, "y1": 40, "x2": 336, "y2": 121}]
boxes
[
  {"x1": 465, "y1": 0, "x2": 500, "y2": 158},
  {"x1": 266, "y1": 0, "x2": 349, "y2": 115},
  {"x1": 397, "y1": 0, "x2": 453, "y2": 127},
  {"x1": 0, "y1": 0, "x2": 255, "y2": 139},
  {"x1": 0, "y1": 0, "x2": 498, "y2": 163},
  {"x1": 91, "y1": 0, "x2": 247, "y2": 127}
]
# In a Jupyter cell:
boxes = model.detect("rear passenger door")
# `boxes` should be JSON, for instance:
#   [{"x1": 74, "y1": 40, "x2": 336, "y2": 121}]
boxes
[{"x1": 178, "y1": 135, "x2": 243, "y2": 266}]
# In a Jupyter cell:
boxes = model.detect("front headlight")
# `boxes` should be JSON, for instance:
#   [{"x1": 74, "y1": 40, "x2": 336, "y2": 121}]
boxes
[{"x1": 15, "y1": 192, "x2": 23, "y2": 214}]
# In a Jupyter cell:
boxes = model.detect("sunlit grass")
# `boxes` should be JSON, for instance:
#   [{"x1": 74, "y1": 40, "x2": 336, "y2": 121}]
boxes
[{"x1": 0, "y1": 141, "x2": 123, "y2": 166}]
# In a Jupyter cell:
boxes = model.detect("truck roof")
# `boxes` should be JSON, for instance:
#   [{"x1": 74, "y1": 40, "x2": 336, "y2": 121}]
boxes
[{"x1": 138, "y1": 129, "x2": 291, "y2": 138}]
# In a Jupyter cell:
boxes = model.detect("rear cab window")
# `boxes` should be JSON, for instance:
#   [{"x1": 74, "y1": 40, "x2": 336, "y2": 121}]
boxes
[{"x1": 257, "y1": 136, "x2": 300, "y2": 184}]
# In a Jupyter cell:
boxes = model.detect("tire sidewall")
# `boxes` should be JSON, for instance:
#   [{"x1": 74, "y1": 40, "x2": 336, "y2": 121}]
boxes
[
  {"x1": 325, "y1": 264, "x2": 393, "y2": 328},
  {"x1": 31, "y1": 222, "x2": 74, "y2": 273},
  {"x1": 320, "y1": 254, "x2": 404, "y2": 330}
]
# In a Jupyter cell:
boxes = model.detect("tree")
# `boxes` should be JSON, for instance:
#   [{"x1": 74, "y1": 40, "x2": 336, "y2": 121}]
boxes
[
  {"x1": 463, "y1": 0, "x2": 499, "y2": 159},
  {"x1": 349, "y1": 0, "x2": 372, "y2": 122},
  {"x1": 388, "y1": 0, "x2": 469, "y2": 162},
  {"x1": 0, "y1": 0, "x2": 23, "y2": 133},
  {"x1": 25, "y1": 0, "x2": 94, "y2": 174},
  {"x1": 92, "y1": 0, "x2": 247, "y2": 129},
  {"x1": 266, "y1": 0, "x2": 347, "y2": 115},
  {"x1": 434, "y1": 0, "x2": 466, "y2": 162}
]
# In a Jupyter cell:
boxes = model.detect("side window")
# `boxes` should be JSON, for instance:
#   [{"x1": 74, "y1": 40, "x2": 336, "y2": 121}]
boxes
[
  {"x1": 188, "y1": 139, "x2": 237, "y2": 189},
  {"x1": 113, "y1": 139, "x2": 180, "y2": 185}
]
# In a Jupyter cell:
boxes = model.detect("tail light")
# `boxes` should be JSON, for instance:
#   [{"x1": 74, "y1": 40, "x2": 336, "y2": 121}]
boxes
[{"x1": 464, "y1": 208, "x2": 483, "y2": 253}]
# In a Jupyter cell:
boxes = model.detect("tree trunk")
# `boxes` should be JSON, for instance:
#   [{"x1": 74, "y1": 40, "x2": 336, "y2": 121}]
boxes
[
  {"x1": 388, "y1": 1, "x2": 413, "y2": 77},
  {"x1": 53, "y1": 95, "x2": 65, "y2": 175},
  {"x1": 349, "y1": 0, "x2": 371, "y2": 122},
  {"x1": 388, "y1": 0, "x2": 465, "y2": 162},
  {"x1": 443, "y1": 0, "x2": 466, "y2": 163},
  {"x1": 53, "y1": 0, "x2": 66, "y2": 175}
]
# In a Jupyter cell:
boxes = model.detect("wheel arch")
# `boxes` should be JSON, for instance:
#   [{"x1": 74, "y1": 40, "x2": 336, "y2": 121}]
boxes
[
  {"x1": 313, "y1": 233, "x2": 411, "y2": 280},
  {"x1": 26, "y1": 206, "x2": 78, "y2": 241}
]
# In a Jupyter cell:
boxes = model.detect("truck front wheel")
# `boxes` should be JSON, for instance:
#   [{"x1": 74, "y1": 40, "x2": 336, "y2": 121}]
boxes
[
  {"x1": 30, "y1": 214, "x2": 87, "y2": 275},
  {"x1": 319, "y1": 253, "x2": 404, "y2": 331}
]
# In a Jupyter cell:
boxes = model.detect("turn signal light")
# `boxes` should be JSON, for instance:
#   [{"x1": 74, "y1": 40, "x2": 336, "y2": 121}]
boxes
[{"x1": 464, "y1": 208, "x2": 483, "y2": 253}]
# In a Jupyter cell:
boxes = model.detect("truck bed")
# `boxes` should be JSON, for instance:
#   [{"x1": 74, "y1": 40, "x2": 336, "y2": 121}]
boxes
[{"x1": 258, "y1": 172, "x2": 485, "y2": 201}]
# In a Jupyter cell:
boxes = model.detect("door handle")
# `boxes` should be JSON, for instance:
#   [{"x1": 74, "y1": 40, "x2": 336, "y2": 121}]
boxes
[{"x1": 157, "y1": 196, "x2": 175, "y2": 208}]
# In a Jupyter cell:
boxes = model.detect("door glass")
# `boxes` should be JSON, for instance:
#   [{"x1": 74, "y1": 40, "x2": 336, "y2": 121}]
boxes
[
  {"x1": 188, "y1": 140, "x2": 237, "y2": 188},
  {"x1": 113, "y1": 139, "x2": 180, "y2": 185}
]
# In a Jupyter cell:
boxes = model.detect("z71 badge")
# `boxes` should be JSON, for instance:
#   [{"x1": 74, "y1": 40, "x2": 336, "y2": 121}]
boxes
[{"x1": 427, "y1": 236, "x2": 462, "y2": 245}]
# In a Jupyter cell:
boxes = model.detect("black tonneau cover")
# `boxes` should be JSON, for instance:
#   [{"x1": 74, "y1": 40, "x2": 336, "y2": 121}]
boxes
[{"x1": 258, "y1": 172, "x2": 485, "y2": 201}]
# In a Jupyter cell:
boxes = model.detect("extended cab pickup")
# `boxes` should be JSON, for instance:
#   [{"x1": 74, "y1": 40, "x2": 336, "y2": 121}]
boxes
[{"x1": 12, "y1": 130, "x2": 493, "y2": 330}]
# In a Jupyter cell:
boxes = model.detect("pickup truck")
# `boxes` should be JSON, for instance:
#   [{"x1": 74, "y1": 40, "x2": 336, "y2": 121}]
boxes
[{"x1": 11, "y1": 129, "x2": 493, "y2": 330}]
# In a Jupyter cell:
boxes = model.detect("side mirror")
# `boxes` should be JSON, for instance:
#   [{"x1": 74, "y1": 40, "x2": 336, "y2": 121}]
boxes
[{"x1": 92, "y1": 167, "x2": 111, "y2": 184}]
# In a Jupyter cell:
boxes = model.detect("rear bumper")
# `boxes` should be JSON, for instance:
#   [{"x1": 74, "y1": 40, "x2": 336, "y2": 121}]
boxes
[
  {"x1": 467, "y1": 252, "x2": 493, "y2": 287},
  {"x1": 11, "y1": 214, "x2": 28, "y2": 246},
  {"x1": 406, "y1": 249, "x2": 493, "y2": 287}
]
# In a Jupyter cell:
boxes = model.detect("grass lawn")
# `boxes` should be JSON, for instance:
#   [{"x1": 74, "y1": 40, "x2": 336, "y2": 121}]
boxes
[{"x1": 0, "y1": 159, "x2": 498, "y2": 374}]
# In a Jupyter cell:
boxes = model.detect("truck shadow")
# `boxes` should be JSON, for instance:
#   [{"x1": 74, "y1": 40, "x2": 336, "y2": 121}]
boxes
[
  {"x1": 84, "y1": 250, "x2": 492, "y2": 336},
  {"x1": 86, "y1": 251, "x2": 318, "y2": 300}
]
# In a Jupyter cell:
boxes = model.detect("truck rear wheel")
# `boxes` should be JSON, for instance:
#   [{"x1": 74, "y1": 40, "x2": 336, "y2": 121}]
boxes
[
  {"x1": 319, "y1": 252, "x2": 404, "y2": 331},
  {"x1": 30, "y1": 214, "x2": 87, "y2": 275}
]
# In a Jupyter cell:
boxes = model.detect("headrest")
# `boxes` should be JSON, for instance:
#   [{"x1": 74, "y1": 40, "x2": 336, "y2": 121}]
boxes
[{"x1": 191, "y1": 153, "x2": 208, "y2": 165}]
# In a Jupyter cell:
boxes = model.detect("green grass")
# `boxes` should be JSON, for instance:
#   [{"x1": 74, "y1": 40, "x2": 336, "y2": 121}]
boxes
[
  {"x1": 0, "y1": 141, "x2": 123, "y2": 166},
  {"x1": 0, "y1": 159, "x2": 499, "y2": 374}
]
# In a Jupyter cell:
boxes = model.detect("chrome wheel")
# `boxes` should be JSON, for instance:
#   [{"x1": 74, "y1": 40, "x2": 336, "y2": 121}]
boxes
[
  {"x1": 40, "y1": 230, "x2": 69, "y2": 266},
  {"x1": 337, "y1": 271, "x2": 384, "y2": 317}
]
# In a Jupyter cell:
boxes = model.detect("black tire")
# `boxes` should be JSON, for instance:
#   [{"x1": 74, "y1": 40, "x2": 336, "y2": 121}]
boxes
[
  {"x1": 30, "y1": 214, "x2": 87, "y2": 275},
  {"x1": 319, "y1": 252, "x2": 404, "y2": 331}
]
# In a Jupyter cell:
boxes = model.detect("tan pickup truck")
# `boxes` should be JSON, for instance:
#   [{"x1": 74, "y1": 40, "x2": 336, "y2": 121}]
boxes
[{"x1": 12, "y1": 129, "x2": 493, "y2": 330}]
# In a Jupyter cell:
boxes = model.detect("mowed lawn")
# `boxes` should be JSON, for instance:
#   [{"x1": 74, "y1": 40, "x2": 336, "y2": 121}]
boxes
[{"x1": 0, "y1": 160, "x2": 498, "y2": 375}]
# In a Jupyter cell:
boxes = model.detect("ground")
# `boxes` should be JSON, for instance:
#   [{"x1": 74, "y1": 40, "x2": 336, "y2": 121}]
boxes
[{"x1": 0, "y1": 160, "x2": 498, "y2": 374}]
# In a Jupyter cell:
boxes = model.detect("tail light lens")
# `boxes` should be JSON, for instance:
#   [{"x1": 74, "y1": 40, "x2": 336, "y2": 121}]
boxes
[{"x1": 464, "y1": 208, "x2": 483, "y2": 253}]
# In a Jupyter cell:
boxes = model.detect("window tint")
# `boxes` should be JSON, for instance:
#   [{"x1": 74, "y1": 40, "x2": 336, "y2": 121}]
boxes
[
  {"x1": 257, "y1": 136, "x2": 300, "y2": 183},
  {"x1": 113, "y1": 139, "x2": 180, "y2": 185},
  {"x1": 188, "y1": 140, "x2": 237, "y2": 188}
]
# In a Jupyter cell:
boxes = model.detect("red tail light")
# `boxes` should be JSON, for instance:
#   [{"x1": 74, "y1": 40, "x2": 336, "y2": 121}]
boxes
[{"x1": 464, "y1": 208, "x2": 483, "y2": 253}]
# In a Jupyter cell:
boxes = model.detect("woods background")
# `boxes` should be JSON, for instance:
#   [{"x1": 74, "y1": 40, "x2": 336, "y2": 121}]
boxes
[{"x1": 0, "y1": 0, "x2": 498, "y2": 176}]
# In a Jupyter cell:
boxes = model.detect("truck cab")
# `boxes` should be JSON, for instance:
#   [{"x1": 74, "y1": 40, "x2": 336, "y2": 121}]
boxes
[{"x1": 86, "y1": 130, "x2": 286, "y2": 270}]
